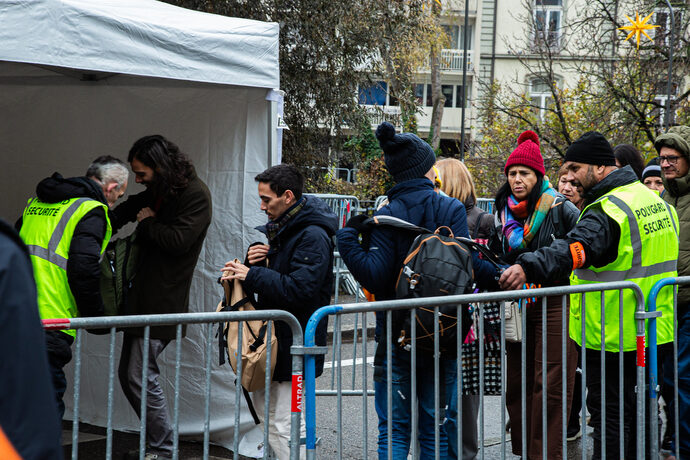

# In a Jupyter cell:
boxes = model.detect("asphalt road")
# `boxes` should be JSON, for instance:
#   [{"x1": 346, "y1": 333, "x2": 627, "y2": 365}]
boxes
[{"x1": 313, "y1": 333, "x2": 595, "y2": 459}]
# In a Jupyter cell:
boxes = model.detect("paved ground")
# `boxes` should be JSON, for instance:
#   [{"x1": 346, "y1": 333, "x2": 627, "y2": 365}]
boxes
[{"x1": 61, "y1": 422, "x2": 244, "y2": 459}]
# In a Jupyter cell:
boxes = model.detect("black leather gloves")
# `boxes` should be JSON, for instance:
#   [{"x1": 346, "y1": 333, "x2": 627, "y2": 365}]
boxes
[{"x1": 345, "y1": 214, "x2": 373, "y2": 234}]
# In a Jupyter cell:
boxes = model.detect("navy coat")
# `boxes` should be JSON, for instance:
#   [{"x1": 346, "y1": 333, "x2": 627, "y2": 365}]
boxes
[
  {"x1": 243, "y1": 195, "x2": 338, "y2": 381},
  {"x1": 0, "y1": 219, "x2": 63, "y2": 459},
  {"x1": 337, "y1": 178, "x2": 499, "y2": 302}
]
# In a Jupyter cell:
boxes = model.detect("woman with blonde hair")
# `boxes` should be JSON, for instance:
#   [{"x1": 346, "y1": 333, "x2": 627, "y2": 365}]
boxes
[
  {"x1": 434, "y1": 157, "x2": 492, "y2": 459},
  {"x1": 435, "y1": 158, "x2": 494, "y2": 244}
]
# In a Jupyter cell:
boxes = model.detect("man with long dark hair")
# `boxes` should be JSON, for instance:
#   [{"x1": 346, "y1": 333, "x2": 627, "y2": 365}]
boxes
[{"x1": 110, "y1": 135, "x2": 212, "y2": 460}]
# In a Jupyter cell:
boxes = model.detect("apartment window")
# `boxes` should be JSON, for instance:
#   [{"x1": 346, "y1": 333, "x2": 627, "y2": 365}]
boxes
[
  {"x1": 455, "y1": 85, "x2": 467, "y2": 108},
  {"x1": 653, "y1": 7, "x2": 683, "y2": 48},
  {"x1": 425, "y1": 84, "x2": 467, "y2": 108},
  {"x1": 529, "y1": 77, "x2": 556, "y2": 121},
  {"x1": 534, "y1": 0, "x2": 562, "y2": 49},
  {"x1": 358, "y1": 81, "x2": 387, "y2": 106},
  {"x1": 442, "y1": 24, "x2": 473, "y2": 50},
  {"x1": 414, "y1": 84, "x2": 425, "y2": 105}
]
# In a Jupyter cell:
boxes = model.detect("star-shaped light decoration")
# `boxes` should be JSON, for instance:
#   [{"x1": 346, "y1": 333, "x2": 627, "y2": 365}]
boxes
[{"x1": 618, "y1": 11, "x2": 659, "y2": 49}]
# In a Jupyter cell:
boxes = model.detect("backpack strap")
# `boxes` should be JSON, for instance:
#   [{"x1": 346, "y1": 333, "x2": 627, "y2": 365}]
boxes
[
  {"x1": 456, "y1": 237, "x2": 503, "y2": 270},
  {"x1": 243, "y1": 386, "x2": 261, "y2": 425},
  {"x1": 472, "y1": 210, "x2": 489, "y2": 240},
  {"x1": 368, "y1": 215, "x2": 431, "y2": 234}
]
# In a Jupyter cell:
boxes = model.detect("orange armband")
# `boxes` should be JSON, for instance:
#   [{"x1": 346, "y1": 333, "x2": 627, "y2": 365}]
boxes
[{"x1": 569, "y1": 242, "x2": 586, "y2": 270}]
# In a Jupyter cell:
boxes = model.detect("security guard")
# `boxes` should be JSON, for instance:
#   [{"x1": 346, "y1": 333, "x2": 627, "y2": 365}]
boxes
[
  {"x1": 499, "y1": 132, "x2": 679, "y2": 460},
  {"x1": 17, "y1": 156, "x2": 128, "y2": 420}
]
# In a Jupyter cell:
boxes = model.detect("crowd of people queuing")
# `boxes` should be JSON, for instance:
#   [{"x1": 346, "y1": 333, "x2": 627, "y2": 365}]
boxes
[
  {"x1": 339, "y1": 122, "x2": 688, "y2": 460},
  {"x1": 1, "y1": 123, "x2": 689, "y2": 460}
]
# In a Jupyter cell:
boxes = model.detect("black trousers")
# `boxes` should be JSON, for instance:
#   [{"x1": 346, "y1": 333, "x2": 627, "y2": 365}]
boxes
[
  {"x1": 44, "y1": 330, "x2": 74, "y2": 420},
  {"x1": 585, "y1": 348, "x2": 666, "y2": 460}
]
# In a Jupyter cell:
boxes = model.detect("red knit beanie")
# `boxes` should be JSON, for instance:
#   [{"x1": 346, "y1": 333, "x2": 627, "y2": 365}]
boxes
[{"x1": 504, "y1": 130, "x2": 545, "y2": 176}]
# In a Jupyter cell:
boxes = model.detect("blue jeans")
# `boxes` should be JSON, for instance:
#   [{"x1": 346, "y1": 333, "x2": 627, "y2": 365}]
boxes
[
  {"x1": 374, "y1": 345, "x2": 457, "y2": 459},
  {"x1": 666, "y1": 306, "x2": 690, "y2": 457}
]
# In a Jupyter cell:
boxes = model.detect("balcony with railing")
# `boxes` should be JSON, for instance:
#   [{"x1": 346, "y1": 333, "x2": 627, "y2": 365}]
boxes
[
  {"x1": 420, "y1": 50, "x2": 474, "y2": 73},
  {"x1": 362, "y1": 105, "x2": 475, "y2": 135},
  {"x1": 440, "y1": 49, "x2": 474, "y2": 72}
]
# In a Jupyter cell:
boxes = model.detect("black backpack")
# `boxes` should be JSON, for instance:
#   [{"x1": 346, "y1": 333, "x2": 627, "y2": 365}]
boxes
[
  {"x1": 371, "y1": 216, "x2": 481, "y2": 358},
  {"x1": 100, "y1": 231, "x2": 139, "y2": 316}
]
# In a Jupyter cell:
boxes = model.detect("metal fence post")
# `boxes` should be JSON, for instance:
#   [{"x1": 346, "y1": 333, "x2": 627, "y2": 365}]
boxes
[{"x1": 303, "y1": 305, "x2": 342, "y2": 460}]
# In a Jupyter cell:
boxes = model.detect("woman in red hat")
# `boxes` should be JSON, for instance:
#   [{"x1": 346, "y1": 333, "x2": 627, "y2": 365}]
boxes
[{"x1": 490, "y1": 130, "x2": 580, "y2": 459}]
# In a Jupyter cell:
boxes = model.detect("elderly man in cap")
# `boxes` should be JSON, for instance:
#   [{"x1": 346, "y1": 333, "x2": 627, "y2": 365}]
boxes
[
  {"x1": 500, "y1": 131, "x2": 679, "y2": 460},
  {"x1": 656, "y1": 125, "x2": 690, "y2": 459}
]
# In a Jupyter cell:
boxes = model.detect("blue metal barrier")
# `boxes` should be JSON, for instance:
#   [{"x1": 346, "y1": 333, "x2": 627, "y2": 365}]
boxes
[
  {"x1": 647, "y1": 276, "x2": 690, "y2": 460},
  {"x1": 303, "y1": 281, "x2": 647, "y2": 460}
]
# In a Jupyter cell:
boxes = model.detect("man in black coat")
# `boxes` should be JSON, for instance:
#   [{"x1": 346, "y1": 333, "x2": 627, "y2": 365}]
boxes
[
  {"x1": 0, "y1": 218, "x2": 63, "y2": 460},
  {"x1": 222, "y1": 164, "x2": 337, "y2": 459},
  {"x1": 110, "y1": 135, "x2": 212, "y2": 460}
]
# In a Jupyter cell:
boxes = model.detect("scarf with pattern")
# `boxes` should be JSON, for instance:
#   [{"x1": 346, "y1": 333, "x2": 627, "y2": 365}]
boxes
[
  {"x1": 501, "y1": 179, "x2": 556, "y2": 250},
  {"x1": 265, "y1": 197, "x2": 306, "y2": 242}
]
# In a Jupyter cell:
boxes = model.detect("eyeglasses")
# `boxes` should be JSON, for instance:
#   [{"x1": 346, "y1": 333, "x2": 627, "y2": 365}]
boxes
[{"x1": 659, "y1": 155, "x2": 681, "y2": 165}]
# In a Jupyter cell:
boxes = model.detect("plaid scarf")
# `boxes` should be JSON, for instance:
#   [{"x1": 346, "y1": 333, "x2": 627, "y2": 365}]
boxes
[
  {"x1": 501, "y1": 179, "x2": 556, "y2": 250},
  {"x1": 265, "y1": 197, "x2": 306, "y2": 242}
]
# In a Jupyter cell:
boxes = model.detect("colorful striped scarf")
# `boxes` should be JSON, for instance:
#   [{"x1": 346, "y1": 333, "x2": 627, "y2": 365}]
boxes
[{"x1": 501, "y1": 179, "x2": 557, "y2": 250}]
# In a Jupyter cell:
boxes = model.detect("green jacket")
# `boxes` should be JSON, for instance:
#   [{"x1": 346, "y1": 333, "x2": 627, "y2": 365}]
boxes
[{"x1": 663, "y1": 172, "x2": 690, "y2": 307}]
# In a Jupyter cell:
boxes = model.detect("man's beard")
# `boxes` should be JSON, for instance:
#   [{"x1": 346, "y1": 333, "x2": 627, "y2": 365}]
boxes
[
  {"x1": 145, "y1": 175, "x2": 168, "y2": 199},
  {"x1": 574, "y1": 166, "x2": 597, "y2": 193}
]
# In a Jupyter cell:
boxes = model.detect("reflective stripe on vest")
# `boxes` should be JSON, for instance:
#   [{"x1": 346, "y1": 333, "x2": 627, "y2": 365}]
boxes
[{"x1": 24, "y1": 198, "x2": 92, "y2": 270}]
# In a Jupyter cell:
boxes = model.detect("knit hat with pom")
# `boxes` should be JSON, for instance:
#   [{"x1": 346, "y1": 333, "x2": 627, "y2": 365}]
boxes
[
  {"x1": 504, "y1": 130, "x2": 545, "y2": 176},
  {"x1": 376, "y1": 122, "x2": 437, "y2": 183}
]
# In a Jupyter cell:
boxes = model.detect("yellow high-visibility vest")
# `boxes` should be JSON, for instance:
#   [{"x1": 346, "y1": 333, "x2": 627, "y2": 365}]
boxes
[
  {"x1": 19, "y1": 197, "x2": 112, "y2": 336},
  {"x1": 570, "y1": 181, "x2": 678, "y2": 351}
]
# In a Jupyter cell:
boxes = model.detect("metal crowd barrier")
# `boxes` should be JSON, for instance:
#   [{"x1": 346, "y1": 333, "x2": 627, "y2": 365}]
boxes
[
  {"x1": 302, "y1": 281, "x2": 650, "y2": 460},
  {"x1": 373, "y1": 195, "x2": 388, "y2": 211},
  {"x1": 476, "y1": 198, "x2": 495, "y2": 214},
  {"x1": 648, "y1": 275, "x2": 690, "y2": 460},
  {"x1": 306, "y1": 193, "x2": 361, "y2": 303},
  {"x1": 43, "y1": 310, "x2": 304, "y2": 460}
]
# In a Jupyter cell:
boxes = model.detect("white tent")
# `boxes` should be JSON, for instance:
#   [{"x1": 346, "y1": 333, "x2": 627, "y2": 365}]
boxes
[{"x1": 0, "y1": 0, "x2": 282, "y2": 453}]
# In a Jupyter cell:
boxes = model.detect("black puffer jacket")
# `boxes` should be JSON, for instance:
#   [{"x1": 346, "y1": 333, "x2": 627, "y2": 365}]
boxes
[
  {"x1": 243, "y1": 195, "x2": 338, "y2": 382},
  {"x1": 491, "y1": 194, "x2": 579, "y2": 285},
  {"x1": 17, "y1": 173, "x2": 109, "y2": 317},
  {"x1": 464, "y1": 197, "x2": 495, "y2": 241}
]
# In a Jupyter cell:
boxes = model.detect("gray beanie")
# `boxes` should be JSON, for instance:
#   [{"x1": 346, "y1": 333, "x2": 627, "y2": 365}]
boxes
[
  {"x1": 375, "y1": 122, "x2": 436, "y2": 183},
  {"x1": 654, "y1": 125, "x2": 690, "y2": 158}
]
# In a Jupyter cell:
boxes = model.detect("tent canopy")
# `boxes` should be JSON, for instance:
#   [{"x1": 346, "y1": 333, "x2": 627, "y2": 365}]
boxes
[
  {"x1": 0, "y1": 0, "x2": 279, "y2": 88},
  {"x1": 0, "y1": 1, "x2": 282, "y2": 454}
]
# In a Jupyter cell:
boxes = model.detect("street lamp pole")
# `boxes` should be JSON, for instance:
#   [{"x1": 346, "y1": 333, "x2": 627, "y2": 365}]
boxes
[
  {"x1": 662, "y1": 0, "x2": 674, "y2": 131},
  {"x1": 460, "y1": 0, "x2": 470, "y2": 160}
]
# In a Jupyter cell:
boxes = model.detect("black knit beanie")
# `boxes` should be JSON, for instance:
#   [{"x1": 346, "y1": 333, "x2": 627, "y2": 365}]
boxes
[
  {"x1": 376, "y1": 122, "x2": 436, "y2": 183},
  {"x1": 564, "y1": 131, "x2": 616, "y2": 166}
]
